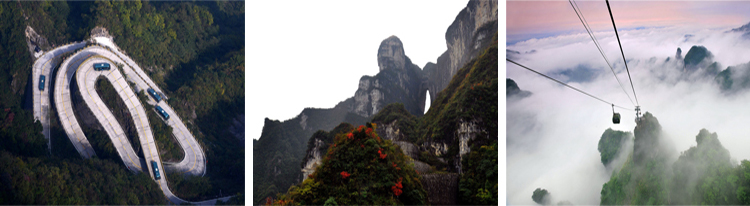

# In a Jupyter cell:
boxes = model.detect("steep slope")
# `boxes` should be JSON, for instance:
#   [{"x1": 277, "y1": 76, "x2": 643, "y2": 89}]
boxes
[
  {"x1": 600, "y1": 113, "x2": 750, "y2": 205},
  {"x1": 506, "y1": 78, "x2": 531, "y2": 98},
  {"x1": 423, "y1": 0, "x2": 498, "y2": 103},
  {"x1": 253, "y1": 100, "x2": 368, "y2": 204},
  {"x1": 253, "y1": 1, "x2": 498, "y2": 204},
  {"x1": 598, "y1": 128, "x2": 632, "y2": 167},
  {"x1": 419, "y1": 32, "x2": 498, "y2": 174},
  {"x1": 354, "y1": 36, "x2": 429, "y2": 118},
  {"x1": 277, "y1": 123, "x2": 427, "y2": 205}
]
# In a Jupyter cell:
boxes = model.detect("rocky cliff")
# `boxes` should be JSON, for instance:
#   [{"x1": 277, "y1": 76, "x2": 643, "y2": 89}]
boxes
[
  {"x1": 354, "y1": 36, "x2": 428, "y2": 118},
  {"x1": 421, "y1": 174, "x2": 459, "y2": 205},
  {"x1": 255, "y1": 1, "x2": 498, "y2": 204},
  {"x1": 424, "y1": 0, "x2": 498, "y2": 103}
]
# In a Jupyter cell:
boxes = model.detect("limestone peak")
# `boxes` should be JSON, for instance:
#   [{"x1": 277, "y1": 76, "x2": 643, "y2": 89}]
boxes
[{"x1": 377, "y1": 35, "x2": 406, "y2": 71}]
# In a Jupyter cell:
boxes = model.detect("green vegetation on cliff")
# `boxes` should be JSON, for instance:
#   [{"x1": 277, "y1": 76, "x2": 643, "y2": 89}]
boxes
[
  {"x1": 598, "y1": 128, "x2": 632, "y2": 166},
  {"x1": 418, "y1": 34, "x2": 498, "y2": 146},
  {"x1": 532, "y1": 188, "x2": 550, "y2": 205},
  {"x1": 254, "y1": 104, "x2": 368, "y2": 205},
  {"x1": 276, "y1": 123, "x2": 427, "y2": 205},
  {"x1": 301, "y1": 123, "x2": 355, "y2": 169},
  {"x1": 459, "y1": 142, "x2": 498, "y2": 205},
  {"x1": 371, "y1": 103, "x2": 418, "y2": 142},
  {"x1": 600, "y1": 113, "x2": 750, "y2": 205}
]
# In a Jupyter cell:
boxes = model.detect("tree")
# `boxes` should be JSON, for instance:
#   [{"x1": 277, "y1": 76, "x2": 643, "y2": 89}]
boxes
[{"x1": 532, "y1": 188, "x2": 550, "y2": 205}]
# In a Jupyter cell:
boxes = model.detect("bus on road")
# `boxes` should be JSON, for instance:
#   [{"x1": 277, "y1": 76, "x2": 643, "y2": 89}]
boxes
[
  {"x1": 147, "y1": 88, "x2": 162, "y2": 102},
  {"x1": 155, "y1": 106, "x2": 170, "y2": 120},
  {"x1": 151, "y1": 161, "x2": 161, "y2": 180},
  {"x1": 94, "y1": 63, "x2": 111, "y2": 71},
  {"x1": 39, "y1": 75, "x2": 45, "y2": 91}
]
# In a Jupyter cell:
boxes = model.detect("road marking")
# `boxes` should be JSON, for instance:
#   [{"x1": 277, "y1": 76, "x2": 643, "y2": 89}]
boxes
[
  {"x1": 58, "y1": 54, "x2": 95, "y2": 158},
  {"x1": 90, "y1": 45, "x2": 201, "y2": 174},
  {"x1": 79, "y1": 56, "x2": 142, "y2": 171}
]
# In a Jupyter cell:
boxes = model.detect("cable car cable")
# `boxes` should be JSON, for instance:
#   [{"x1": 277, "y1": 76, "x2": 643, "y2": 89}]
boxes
[
  {"x1": 606, "y1": 0, "x2": 640, "y2": 107},
  {"x1": 507, "y1": 58, "x2": 632, "y2": 110},
  {"x1": 569, "y1": 0, "x2": 635, "y2": 107}
]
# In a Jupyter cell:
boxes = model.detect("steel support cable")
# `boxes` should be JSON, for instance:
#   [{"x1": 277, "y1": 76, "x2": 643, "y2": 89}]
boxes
[
  {"x1": 507, "y1": 58, "x2": 632, "y2": 110},
  {"x1": 569, "y1": 0, "x2": 635, "y2": 106},
  {"x1": 606, "y1": 0, "x2": 640, "y2": 106}
]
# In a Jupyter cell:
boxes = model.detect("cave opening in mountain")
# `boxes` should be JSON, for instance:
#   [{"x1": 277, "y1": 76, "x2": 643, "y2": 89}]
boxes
[{"x1": 424, "y1": 91, "x2": 431, "y2": 114}]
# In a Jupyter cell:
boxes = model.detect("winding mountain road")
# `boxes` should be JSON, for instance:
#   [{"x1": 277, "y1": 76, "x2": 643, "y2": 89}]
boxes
[{"x1": 33, "y1": 37, "x2": 227, "y2": 204}]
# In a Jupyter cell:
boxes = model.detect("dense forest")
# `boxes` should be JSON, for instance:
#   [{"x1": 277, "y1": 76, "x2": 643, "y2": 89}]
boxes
[
  {"x1": 0, "y1": 0, "x2": 244, "y2": 204},
  {"x1": 599, "y1": 113, "x2": 750, "y2": 204}
]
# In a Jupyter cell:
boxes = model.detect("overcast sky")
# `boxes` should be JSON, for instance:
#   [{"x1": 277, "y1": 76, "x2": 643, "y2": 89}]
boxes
[
  {"x1": 247, "y1": 0, "x2": 469, "y2": 140},
  {"x1": 507, "y1": 1, "x2": 750, "y2": 204}
]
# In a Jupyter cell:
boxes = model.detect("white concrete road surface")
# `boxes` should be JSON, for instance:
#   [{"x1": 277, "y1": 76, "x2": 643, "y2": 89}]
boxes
[
  {"x1": 32, "y1": 42, "x2": 86, "y2": 153},
  {"x1": 53, "y1": 45, "x2": 97, "y2": 158},
  {"x1": 42, "y1": 40, "x2": 229, "y2": 204},
  {"x1": 76, "y1": 55, "x2": 145, "y2": 172}
]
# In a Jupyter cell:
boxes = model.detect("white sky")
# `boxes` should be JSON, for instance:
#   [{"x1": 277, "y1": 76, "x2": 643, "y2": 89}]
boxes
[{"x1": 247, "y1": 0, "x2": 469, "y2": 140}]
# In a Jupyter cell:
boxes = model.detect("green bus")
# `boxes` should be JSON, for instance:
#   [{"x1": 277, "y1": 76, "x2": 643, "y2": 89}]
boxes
[{"x1": 151, "y1": 161, "x2": 161, "y2": 180}]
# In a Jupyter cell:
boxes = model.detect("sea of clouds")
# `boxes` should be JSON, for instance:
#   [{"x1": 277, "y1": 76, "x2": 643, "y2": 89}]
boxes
[{"x1": 506, "y1": 24, "x2": 750, "y2": 204}]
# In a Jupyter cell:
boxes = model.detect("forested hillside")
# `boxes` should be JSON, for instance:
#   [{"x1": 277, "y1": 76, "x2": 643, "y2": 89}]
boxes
[
  {"x1": 600, "y1": 113, "x2": 750, "y2": 205},
  {"x1": 0, "y1": 1, "x2": 244, "y2": 203}
]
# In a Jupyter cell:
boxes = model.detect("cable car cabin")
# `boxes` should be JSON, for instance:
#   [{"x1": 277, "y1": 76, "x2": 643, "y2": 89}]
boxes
[
  {"x1": 147, "y1": 88, "x2": 162, "y2": 102},
  {"x1": 38, "y1": 75, "x2": 45, "y2": 91},
  {"x1": 612, "y1": 113, "x2": 621, "y2": 124},
  {"x1": 151, "y1": 161, "x2": 161, "y2": 180},
  {"x1": 155, "y1": 106, "x2": 170, "y2": 120},
  {"x1": 93, "y1": 63, "x2": 110, "y2": 71}
]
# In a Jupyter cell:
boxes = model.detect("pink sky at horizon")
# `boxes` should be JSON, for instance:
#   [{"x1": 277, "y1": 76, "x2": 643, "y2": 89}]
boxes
[{"x1": 507, "y1": 1, "x2": 750, "y2": 43}]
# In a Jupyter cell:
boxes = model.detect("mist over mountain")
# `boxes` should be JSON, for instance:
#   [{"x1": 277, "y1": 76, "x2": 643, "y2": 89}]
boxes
[{"x1": 507, "y1": 22, "x2": 750, "y2": 204}]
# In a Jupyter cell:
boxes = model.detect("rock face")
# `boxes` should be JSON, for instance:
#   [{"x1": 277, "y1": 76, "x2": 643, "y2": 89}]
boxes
[
  {"x1": 457, "y1": 119, "x2": 482, "y2": 161},
  {"x1": 683, "y1": 45, "x2": 714, "y2": 73},
  {"x1": 298, "y1": 123, "x2": 355, "y2": 182},
  {"x1": 420, "y1": 173, "x2": 459, "y2": 205},
  {"x1": 300, "y1": 138, "x2": 324, "y2": 181},
  {"x1": 424, "y1": 0, "x2": 498, "y2": 103},
  {"x1": 353, "y1": 36, "x2": 427, "y2": 118},
  {"x1": 376, "y1": 120, "x2": 403, "y2": 141},
  {"x1": 506, "y1": 78, "x2": 531, "y2": 98},
  {"x1": 378, "y1": 36, "x2": 407, "y2": 72}
]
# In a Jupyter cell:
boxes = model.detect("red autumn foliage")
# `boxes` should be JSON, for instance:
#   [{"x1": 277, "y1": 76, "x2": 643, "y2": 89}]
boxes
[
  {"x1": 347, "y1": 132, "x2": 354, "y2": 139},
  {"x1": 378, "y1": 149, "x2": 387, "y2": 159},
  {"x1": 391, "y1": 177, "x2": 403, "y2": 196},
  {"x1": 340, "y1": 171, "x2": 350, "y2": 179},
  {"x1": 366, "y1": 128, "x2": 373, "y2": 135}
]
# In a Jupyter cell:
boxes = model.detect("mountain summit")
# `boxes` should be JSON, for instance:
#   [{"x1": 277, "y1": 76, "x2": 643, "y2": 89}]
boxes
[{"x1": 377, "y1": 36, "x2": 407, "y2": 71}]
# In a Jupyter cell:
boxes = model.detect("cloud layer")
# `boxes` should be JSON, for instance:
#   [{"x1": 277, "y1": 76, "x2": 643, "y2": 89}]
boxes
[{"x1": 506, "y1": 25, "x2": 750, "y2": 204}]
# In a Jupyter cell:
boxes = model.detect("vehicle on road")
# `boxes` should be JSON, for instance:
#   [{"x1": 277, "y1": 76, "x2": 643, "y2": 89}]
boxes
[
  {"x1": 93, "y1": 63, "x2": 110, "y2": 71},
  {"x1": 151, "y1": 161, "x2": 161, "y2": 180},
  {"x1": 156, "y1": 106, "x2": 170, "y2": 120},
  {"x1": 147, "y1": 88, "x2": 162, "y2": 102},
  {"x1": 39, "y1": 75, "x2": 45, "y2": 91}
]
